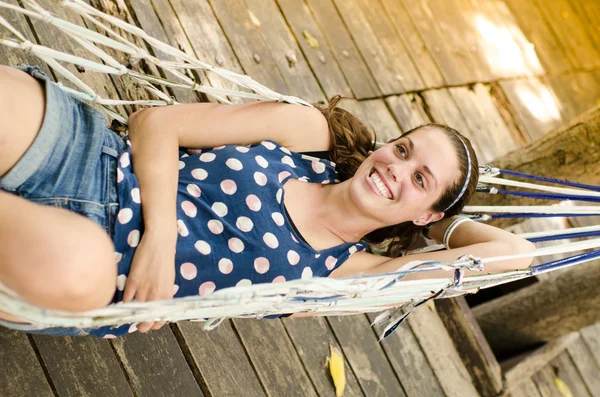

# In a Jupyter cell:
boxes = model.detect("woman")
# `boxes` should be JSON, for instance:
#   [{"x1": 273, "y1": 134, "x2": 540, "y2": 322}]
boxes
[{"x1": 0, "y1": 65, "x2": 535, "y2": 338}]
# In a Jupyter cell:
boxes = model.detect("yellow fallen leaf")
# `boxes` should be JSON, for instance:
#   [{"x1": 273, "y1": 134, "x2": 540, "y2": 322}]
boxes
[
  {"x1": 248, "y1": 10, "x2": 261, "y2": 28},
  {"x1": 553, "y1": 377, "x2": 574, "y2": 397},
  {"x1": 327, "y1": 344, "x2": 346, "y2": 397},
  {"x1": 303, "y1": 30, "x2": 319, "y2": 49}
]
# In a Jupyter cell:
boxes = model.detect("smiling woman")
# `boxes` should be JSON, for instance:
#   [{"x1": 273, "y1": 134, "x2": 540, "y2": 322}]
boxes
[{"x1": 0, "y1": 67, "x2": 534, "y2": 338}]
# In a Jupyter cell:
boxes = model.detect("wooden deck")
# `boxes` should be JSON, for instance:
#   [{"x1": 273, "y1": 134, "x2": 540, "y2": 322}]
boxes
[{"x1": 1, "y1": 0, "x2": 600, "y2": 395}]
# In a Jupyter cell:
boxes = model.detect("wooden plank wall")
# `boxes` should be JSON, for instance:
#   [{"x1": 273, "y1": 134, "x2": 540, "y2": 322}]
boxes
[{"x1": 1, "y1": 0, "x2": 600, "y2": 396}]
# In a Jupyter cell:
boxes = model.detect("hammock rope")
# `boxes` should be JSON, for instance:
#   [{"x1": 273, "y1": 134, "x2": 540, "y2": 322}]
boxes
[{"x1": 1, "y1": 0, "x2": 599, "y2": 339}]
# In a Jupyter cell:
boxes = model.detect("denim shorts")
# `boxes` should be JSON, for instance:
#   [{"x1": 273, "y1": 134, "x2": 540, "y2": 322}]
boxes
[{"x1": 0, "y1": 65, "x2": 126, "y2": 336}]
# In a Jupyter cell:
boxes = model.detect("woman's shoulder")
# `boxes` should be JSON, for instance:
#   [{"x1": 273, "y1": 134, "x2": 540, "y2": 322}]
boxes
[{"x1": 281, "y1": 106, "x2": 330, "y2": 153}]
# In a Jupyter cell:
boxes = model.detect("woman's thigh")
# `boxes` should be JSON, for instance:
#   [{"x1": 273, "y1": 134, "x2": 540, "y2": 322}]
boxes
[
  {"x1": 0, "y1": 65, "x2": 126, "y2": 237},
  {"x1": 0, "y1": 190, "x2": 117, "y2": 322},
  {"x1": 0, "y1": 65, "x2": 46, "y2": 178}
]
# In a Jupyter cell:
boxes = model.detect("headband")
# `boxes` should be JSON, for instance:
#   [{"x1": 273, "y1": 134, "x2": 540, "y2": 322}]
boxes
[{"x1": 443, "y1": 135, "x2": 472, "y2": 212}]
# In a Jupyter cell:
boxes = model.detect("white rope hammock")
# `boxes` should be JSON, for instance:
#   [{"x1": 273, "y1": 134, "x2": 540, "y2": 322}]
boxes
[{"x1": 1, "y1": 0, "x2": 598, "y2": 337}]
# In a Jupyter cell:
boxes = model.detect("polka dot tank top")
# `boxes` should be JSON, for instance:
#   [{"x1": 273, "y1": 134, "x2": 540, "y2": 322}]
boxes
[{"x1": 91, "y1": 139, "x2": 368, "y2": 338}]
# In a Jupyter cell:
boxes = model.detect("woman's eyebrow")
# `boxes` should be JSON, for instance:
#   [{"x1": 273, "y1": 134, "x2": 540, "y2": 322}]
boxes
[
  {"x1": 405, "y1": 136, "x2": 438, "y2": 189},
  {"x1": 424, "y1": 165, "x2": 438, "y2": 189}
]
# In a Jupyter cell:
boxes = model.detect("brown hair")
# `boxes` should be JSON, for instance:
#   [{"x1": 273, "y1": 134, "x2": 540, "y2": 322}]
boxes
[{"x1": 317, "y1": 96, "x2": 479, "y2": 258}]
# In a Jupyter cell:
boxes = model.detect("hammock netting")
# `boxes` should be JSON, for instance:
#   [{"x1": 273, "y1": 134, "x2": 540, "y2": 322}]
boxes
[{"x1": 1, "y1": 0, "x2": 599, "y2": 340}]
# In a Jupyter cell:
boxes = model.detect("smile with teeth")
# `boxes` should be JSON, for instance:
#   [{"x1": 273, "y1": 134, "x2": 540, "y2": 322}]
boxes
[{"x1": 368, "y1": 168, "x2": 393, "y2": 199}]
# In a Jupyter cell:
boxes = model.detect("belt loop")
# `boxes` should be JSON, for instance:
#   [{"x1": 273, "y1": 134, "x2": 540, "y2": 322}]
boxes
[{"x1": 101, "y1": 145, "x2": 119, "y2": 158}]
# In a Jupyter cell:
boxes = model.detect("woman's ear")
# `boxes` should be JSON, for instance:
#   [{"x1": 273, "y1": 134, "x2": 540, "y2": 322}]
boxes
[{"x1": 415, "y1": 211, "x2": 444, "y2": 226}]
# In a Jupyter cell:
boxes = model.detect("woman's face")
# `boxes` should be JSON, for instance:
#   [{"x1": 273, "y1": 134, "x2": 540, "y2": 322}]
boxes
[{"x1": 349, "y1": 127, "x2": 461, "y2": 226}]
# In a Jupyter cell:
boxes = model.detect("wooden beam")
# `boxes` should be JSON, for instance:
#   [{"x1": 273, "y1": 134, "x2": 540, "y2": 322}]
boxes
[
  {"x1": 502, "y1": 332, "x2": 580, "y2": 390},
  {"x1": 174, "y1": 320, "x2": 266, "y2": 397},
  {"x1": 32, "y1": 334, "x2": 135, "y2": 397},
  {"x1": 365, "y1": 312, "x2": 446, "y2": 397},
  {"x1": 550, "y1": 351, "x2": 592, "y2": 397},
  {"x1": 468, "y1": 105, "x2": 600, "y2": 228},
  {"x1": 281, "y1": 316, "x2": 364, "y2": 397},
  {"x1": 327, "y1": 314, "x2": 407, "y2": 396},
  {"x1": 435, "y1": 297, "x2": 503, "y2": 397},
  {"x1": 407, "y1": 301, "x2": 480, "y2": 397},
  {"x1": 276, "y1": 0, "x2": 353, "y2": 100},
  {"x1": 303, "y1": 0, "x2": 380, "y2": 99},
  {"x1": 0, "y1": 328, "x2": 54, "y2": 397},
  {"x1": 111, "y1": 327, "x2": 204, "y2": 396},
  {"x1": 233, "y1": 318, "x2": 319, "y2": 396},
  {"x1": 473, "y1": 257, "x2": 600, "y2": 355},
  {"x1": 567, "y1": 336, "x2": 600, "y2": 395}
]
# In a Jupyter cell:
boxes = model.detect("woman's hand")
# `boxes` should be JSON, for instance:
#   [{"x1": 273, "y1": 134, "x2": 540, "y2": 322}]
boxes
[{"x1": 123, "y1": 230, "x2": 176, "y2": 333}]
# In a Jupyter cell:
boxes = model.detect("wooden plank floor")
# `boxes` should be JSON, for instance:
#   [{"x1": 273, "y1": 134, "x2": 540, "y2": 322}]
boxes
[{"x1": 1, "y1": 0, "x2": 600, "y2": 395}]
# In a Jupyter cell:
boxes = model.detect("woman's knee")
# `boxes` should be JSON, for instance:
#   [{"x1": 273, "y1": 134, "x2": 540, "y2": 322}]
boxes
[{"x1": 0, "y1": 192, "x2": 117, "y2": 312}]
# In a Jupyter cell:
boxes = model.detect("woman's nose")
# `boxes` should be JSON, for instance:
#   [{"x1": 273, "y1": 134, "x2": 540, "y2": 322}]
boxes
[{"x1": 388, "y1": 161, "x2": 414, "y2": 183}]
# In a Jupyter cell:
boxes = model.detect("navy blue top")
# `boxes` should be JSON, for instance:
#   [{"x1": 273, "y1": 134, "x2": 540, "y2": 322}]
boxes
[{"x1": 91, "y1": 139, "x2": 368, "y2": 338}]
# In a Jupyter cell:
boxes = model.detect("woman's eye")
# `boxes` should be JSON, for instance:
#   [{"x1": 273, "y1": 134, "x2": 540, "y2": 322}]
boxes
[
  {"x1": 396, "y1": 144, "x2": 407, "y2": 157},
  {"x1": 415, "y1": 173, "x2": 424, "y2": 187}
]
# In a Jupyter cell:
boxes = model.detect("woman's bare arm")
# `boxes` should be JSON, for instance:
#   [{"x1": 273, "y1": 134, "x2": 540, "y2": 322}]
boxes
[
  {"x1": 126, "y1": 101, "x2": 329, "y2": 245},
  {"x1": 330, "y1": 218, "x2": 536, "y2": 280},
  {"x1": 130, "y1": 101, "x2": 330, "y2": 152}
]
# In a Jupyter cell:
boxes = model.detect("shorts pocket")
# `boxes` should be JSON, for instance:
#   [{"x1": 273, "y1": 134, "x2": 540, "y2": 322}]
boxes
[{"x1": 30, "y1": 197, "x2": 109, "y2": 233}]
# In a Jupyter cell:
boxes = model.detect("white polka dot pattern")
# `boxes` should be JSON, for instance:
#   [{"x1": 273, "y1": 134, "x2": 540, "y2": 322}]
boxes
[
  {"x1": 272, "y1": 212, "x2": 284, "y2": 226},
  {"x1": 131, "y1": 188, "x2": 141, "y2": 203},
  {"x1": 221, "y1": 179, "x2": 237, "y2": 195},
  {"x1": 261, "y1": 141, "x2": 276, "y2": 150},
  {"x1": 200, "y1": 153, "x2": 216, "y2": 162},
  {"x1": 236, "y1": 279, "x2": 252, "y2": 287},
  {"x1": 103, "y1": 137, "x2": 371, "y2": 338},
  {"x1": 120, "y1": 152, "x2": 130, "y2": 168},
  {"x1": 191, "y1": 168, "x2": 208, "y2": 180},
  {"x1": 186, "y1": 184, "x2": 201, "y2": 198},
  {"x1": 228, "y1": 238, "x2": 244, "y2": 253},
  {"x1": 199, "y1": 281, "x2": 216, "y2": 296},
  {"x1": 177, "y1": 220, "x2": 189, "y2": 237},
  {"x1": 278, "y1": 171, "x2": 291, "y2": 183},
  {"x1": 218, "y1": 258, "x2": 233, "y2": 274},
  {"x1": 255, "y1": 155, "x2": 269, "y2": 168},
  {"x1": 226, "y1": 158, "x2": 243, "y2": 171},
  {"x1": 236, "y1": 216, "x2": 254, "y2": 232},
  {"x1": 118, "y1": 208, "x2": 133, "y2": 224},
  {"x1": 181, "y1": 262, "x2": 197, "y2": 280},
  {"x1": 194, "y1": 240, "x2": 212, "y2": 255},
  {"x1": 254, "y1": 171, "x2": 267, "y2": 186},
  {"x1": 182, "y1": 201, "x2": 197, "y2": 217},
  {"x1": 246, "y1": 195, "x2": 262, "y2": 211},
  {"x1": 287, "y1": 250, "x2": 300, "y2": 265},
  {"x1": 263, "y1": 233, "x2": 279, "y2": 248},
  {"x1": 116, "y1": 274, "x2": 127, "y2": 291},
  {"x1": 254, "y1": 257, "x2": 270, "y2": 274},
  {"x1": 212, "y1": 202, "x2": 228, "y2": 217},
  {"x1": 272, "y1": 275, "x2": 286, "y2": 283},
  {"x1": 208, "y1": 219, "x2": 224, "y2": 234},
  {"x1": 301, "y1": 267, "x2": 313, "y2": 279},
  {"x1": 282, "y1": 155, "x2": 296, "y2": 168},
  {"x1": 127, "y1": 230, "x2": 140, "y2": 247}
]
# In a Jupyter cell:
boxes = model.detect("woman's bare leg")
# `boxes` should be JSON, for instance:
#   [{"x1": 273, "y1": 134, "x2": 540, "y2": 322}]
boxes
[
  {"x1": 0, "y1": 66, "x2": 116, "y2": 323},
  {"x1": 0, "y1": 191, "x2": 117, "y2": 323},
  {"x1": 0, "y1": 65, "x2": 46, "y2": 178}
]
